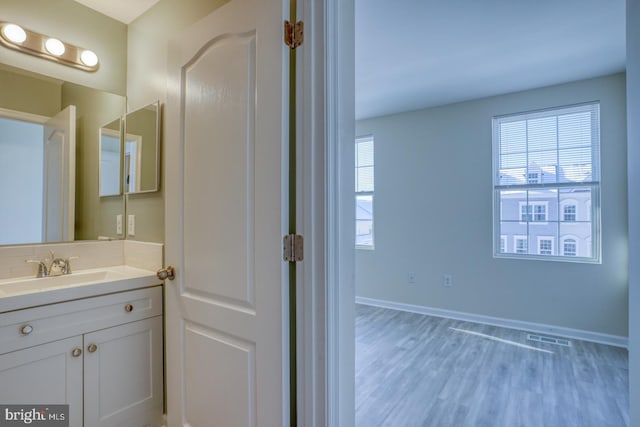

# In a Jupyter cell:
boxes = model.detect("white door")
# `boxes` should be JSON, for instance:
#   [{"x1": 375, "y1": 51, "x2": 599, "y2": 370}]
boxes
[
  {"x1": 164, "y1": 0, "x2": 289, "y2": 425},
  {"x1": 43, "y1": 105, "x2": 76, "y2": 242}
]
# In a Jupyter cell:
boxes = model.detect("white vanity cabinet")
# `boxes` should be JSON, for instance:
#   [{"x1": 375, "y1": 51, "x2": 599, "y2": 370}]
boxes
[{"x1": 0, "y1": 285, "x2": 163, "y2": 427}]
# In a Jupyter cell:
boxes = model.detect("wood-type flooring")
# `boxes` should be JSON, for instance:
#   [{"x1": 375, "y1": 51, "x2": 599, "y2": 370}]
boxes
[{"x1": 355, "y1": 304, "x2": 629, "y2": 427}]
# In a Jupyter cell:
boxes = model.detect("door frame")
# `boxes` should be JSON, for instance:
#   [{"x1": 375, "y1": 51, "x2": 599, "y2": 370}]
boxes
[{"x1": 297, "y1": 0, "x2": 355, "y2": 425}]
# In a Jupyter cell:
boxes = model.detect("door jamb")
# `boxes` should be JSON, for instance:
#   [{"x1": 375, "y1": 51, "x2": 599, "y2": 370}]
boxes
[{"x1": 297, "y1": 0, "x2": 355, "y2": 425}]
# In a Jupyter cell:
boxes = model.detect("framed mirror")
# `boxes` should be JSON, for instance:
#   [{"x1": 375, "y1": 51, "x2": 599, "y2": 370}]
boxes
[
  {"x1": 124, "y1": 101, "x2": 160, "y2": 194},
  {"x1": 99, "y1": 117, "x2": 122, "y2": 197}
]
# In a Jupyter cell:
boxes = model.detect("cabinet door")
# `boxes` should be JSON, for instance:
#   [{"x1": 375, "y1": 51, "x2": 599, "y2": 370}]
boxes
[
  {"x1": 0, "y1": 336, "x2": 83, "y2": 426},
  {"x1": 84, "y1": 316, "x2": 163, "y2": 427}
]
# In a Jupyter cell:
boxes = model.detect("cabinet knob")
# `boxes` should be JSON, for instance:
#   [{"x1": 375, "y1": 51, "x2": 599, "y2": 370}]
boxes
[
  {"x1": 124, "y1": 304, "x2": 134, "y2": 312},
  {"x1": 87, "y1": 343, "x2": 98, "y2": 353},
  {"x1": 71, "y1": 347, "x2": 82, "y2": 357},
  {"x1": 19, "y1": 324, "x2": 33, "y2": 335}
]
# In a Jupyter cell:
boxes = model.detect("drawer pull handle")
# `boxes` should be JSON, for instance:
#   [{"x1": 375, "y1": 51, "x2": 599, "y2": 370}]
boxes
[
  {"x1": 125, "y1": 304, "x2": 134, "y2": 312},
  {"x1": 19, "y1": 324, "x2": 33, "y2": 335},
  {"x1": 71, "y1": 347, "x2": 82, "y2": 357},
  {"x1": 87, "y1": 343, "x2": 98, "y2": 353}
]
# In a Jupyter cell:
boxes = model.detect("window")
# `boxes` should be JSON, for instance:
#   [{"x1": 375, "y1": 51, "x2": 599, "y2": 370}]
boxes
[
  {"x1": 356, "y1": 136, "x2": 374, "y2": 248},
  {"x1": 500, "y1": 236, "x2": 507, "y2": 253},
  {"x1": 514, "y1": 236, "x2": 528, "y2": 254},
  {"x1": 563, "y1": 238, "x2": 577, "y2": 256},
  {"x1": 537, "y1": 237, "x2": 555, "y2": 255},
  {"x1": 563, "y1": 205, "x2": 576, "y2": 222},
  {"x1": 519, "y1": 201, "x2": 547, "y2": 223},
  {"x1": 527, "y1": 172, "x2": 540, "y2": 184},
  {"x1": 493, "y1": 103, "x2": 600, "y2": 262}
]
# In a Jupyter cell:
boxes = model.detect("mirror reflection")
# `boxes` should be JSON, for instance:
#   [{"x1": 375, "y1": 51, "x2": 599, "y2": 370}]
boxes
[
  {"x1": 0, "y1": 64, "x2": 126, "y2": 246},
  {"x1": 99, "y1": 118, "x2": 122, "y2": 197},
  {"x1": 125, "y1": 102, "x2": 160, "y2": 194},
  {"x1": 0, "y1": 106, "x2": 75, "y2": 245}
]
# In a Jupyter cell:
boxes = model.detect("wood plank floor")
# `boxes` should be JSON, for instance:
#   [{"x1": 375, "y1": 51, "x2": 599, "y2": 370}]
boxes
[{"x1": 355, "y1": 304, "x2": 629, "y2": 427}]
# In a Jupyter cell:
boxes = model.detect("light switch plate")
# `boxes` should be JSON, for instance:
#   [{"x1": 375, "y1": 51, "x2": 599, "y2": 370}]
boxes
[
  {"x1": 127, "y1": 214, "x2": 135, "y2": 236},
  {"x1": 116, "y1": 214, "x2": 123, "y2": 235}
]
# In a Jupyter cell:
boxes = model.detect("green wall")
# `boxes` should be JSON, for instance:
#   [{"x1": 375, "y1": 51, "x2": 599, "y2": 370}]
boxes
[{"x1": 0, "y1": 66, "x2": 61, "y2": 117}]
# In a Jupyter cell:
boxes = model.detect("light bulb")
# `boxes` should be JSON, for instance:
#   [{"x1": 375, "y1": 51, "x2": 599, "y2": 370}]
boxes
[
  {"x1": 1, "y1": 24, "x2": 27, "y2": 43},
  {"x1": 45, "y1": 38, "x2": 65, "y2": 56},
  {"x1": 80, "y1": 50, "x2": 98, "y2": 67}
]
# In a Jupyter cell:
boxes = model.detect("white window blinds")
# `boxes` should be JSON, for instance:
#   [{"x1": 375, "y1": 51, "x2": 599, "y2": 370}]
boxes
[
  {"x1": 493, "y1": 103, "x2": 600, "y2": 262},
  {"x1": 356, "y1": 136, "x2": 374, "y2": 248}
]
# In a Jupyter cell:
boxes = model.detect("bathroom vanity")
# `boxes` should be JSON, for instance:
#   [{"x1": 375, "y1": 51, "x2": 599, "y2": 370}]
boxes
[{"x1": 0, "y1": 259, "x2": 164, "y2": 427}]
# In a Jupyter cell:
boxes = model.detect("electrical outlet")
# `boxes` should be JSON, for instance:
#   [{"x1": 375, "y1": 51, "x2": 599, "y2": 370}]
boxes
[
  {"x1": 443, "y1": 274, "x2": 453, "y2": 287},
  {"x1": 127, "y1": 214, "x2": 135, "y2": 236},
  {"x1": 407, "y1": 272, "x2": 416, "y2": 284},
  {"x1": 116, "y1": 214, "x2": 123, "y2": 235}
]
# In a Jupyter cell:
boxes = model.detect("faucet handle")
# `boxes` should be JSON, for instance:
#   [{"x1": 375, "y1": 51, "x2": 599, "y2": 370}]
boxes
[
  {"x1": 26, "y1": 259, "x2": 48, "y2": 278},
  {"x1": 66, "y1": 256, "x2": 79, "y2": 274}
]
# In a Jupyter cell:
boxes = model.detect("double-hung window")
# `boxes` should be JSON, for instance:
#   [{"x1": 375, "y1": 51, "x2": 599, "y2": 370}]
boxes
[
  {"x1": 356, "y1": 136, "x2": 374, "y2": 248},
  {"x1": 493, "y1": 103, "x2": 601, "y2": 262}
]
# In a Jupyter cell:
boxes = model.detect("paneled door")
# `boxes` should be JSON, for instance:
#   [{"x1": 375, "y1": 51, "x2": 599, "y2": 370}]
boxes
[
  {"x1": 164, "y1": 0, "x2": 289, "y2": 425},
  {"x1": 43, "y1": 105, "x2": 75, "y2": 242}
]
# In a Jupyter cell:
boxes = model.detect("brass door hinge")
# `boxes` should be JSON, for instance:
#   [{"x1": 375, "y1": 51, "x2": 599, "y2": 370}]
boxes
[
  {"x1": 283, "y1": 234, "x2": 304, "y2": 262},
  {"x1": 284, "y1": 20, "x2": 303, "y2": 49}
]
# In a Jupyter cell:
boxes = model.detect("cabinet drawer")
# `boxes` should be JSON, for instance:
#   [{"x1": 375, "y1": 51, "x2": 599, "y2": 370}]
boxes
[{"x1": 0, "y1": 286, "x2": 162, "y2": 355}]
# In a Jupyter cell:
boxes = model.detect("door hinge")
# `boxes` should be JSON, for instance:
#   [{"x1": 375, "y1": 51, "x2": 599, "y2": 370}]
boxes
[
  {"x1": 284, "y1": 20, "x2": 304, "y2": 49},
  {"x1": 283, "y1": 234, "x2": 304, "y2": 262}
]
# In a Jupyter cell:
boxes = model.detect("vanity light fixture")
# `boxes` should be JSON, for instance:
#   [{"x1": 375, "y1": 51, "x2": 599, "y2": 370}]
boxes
[{"x1": 0, "y1": 21, "x2": 99, "y2": 72}]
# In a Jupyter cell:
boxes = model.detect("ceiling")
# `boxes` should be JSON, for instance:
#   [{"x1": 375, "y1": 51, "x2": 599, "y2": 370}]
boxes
[
  {"x1": 356, "y1": 0, "x2": 626, "y2": 120},
  {"x1": 73, "y1": 0, "x2": 160, "y2": 24},
  {"x1": 72, "y1": 0, "x2": 626, "y2": 119}
]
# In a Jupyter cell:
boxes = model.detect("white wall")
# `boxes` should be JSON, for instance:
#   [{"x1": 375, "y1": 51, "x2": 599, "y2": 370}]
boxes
[
  {"x1": 355, "y1": 73, "x2": 628, "y2": 337},
  {"x1": 626, "y1": 0, "x2": 639, "y2": 423}
]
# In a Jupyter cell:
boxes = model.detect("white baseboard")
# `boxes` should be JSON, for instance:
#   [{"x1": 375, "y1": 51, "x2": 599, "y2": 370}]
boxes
[{"x1": 355, "y1": 296, "x2": 628, "y2": 349}]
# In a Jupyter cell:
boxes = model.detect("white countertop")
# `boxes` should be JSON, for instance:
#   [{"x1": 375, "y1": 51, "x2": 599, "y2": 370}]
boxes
[{"x1": 0, "y1": 265, "x2": 161, "y2": 313}]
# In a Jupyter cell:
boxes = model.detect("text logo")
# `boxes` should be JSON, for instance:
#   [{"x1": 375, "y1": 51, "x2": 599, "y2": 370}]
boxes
[{"x1": 0, "y1": 405, "x2": 68, "y2": 427}]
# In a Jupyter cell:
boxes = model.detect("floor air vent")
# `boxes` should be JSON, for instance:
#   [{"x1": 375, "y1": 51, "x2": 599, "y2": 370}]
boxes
[{"x1": 527, "y1": 334, "x2": 571, "y2": 347}]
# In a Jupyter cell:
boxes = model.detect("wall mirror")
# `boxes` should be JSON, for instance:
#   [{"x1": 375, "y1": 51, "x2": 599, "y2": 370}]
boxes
[
  {"x1": 99, "y1": 117, "x2": 122, "y2": 197},
  {"x1": 124, "y1": 101, "x2": 160, "y2": 194},
  {"x1": 0, "y1": 64, "x2": 126, "y2": 246}
]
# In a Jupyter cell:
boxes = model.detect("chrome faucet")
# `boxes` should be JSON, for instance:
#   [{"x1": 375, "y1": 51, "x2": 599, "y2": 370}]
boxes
[{"x1": 26, "y1": 251, "x2": 78, "y2": 278}]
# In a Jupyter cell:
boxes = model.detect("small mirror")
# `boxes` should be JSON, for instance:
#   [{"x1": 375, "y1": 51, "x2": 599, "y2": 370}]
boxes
[
  {"x1": 99, "y1": 117, "x2": 122, "y2": 197},
  {"x1": 124, "y1": 101, "x2": 160, "y2": 193}
]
